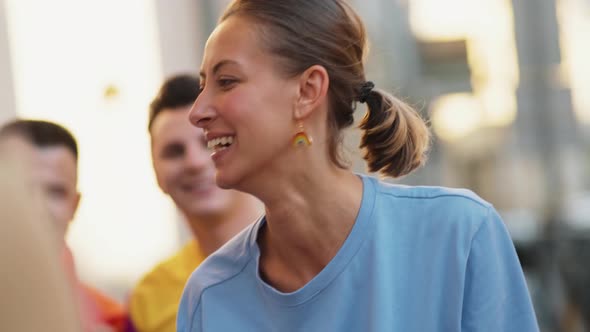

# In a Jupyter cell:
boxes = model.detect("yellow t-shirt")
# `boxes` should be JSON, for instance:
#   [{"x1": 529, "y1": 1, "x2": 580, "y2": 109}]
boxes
[{"x1": 129, "y1": 240, "x2": 204, "y2": 332}]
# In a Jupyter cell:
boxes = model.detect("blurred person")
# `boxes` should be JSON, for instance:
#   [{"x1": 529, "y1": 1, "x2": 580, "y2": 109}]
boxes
[
  {"x1": 177, "y1": 0, "x2": 539, "y2": 331},
  {"x1": 0, "y1": 132, "x2": 82, "y2": 332},
  {"x1": 0, "y1": 120, "x2": 126, "y2": 332},
  {"x1": 127, "y1": 74, "x2": 261, "y2": 332}
]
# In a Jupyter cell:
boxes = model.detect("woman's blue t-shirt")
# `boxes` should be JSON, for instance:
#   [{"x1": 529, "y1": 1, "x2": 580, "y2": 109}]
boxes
[{"x1": 177, "y1": 174, "x2": 539, "y2": 331}]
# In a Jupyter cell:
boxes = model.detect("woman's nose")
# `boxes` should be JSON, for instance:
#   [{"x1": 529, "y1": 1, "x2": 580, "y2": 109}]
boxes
[{"x1": 188, "y1": 94, "x2": 215, "y2": 129}]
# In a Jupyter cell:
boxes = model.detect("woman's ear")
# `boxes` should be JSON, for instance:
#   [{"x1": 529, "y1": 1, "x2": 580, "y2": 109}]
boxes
[{"x1": 293, "y1": 65, "x2": 329, "y2": 120}]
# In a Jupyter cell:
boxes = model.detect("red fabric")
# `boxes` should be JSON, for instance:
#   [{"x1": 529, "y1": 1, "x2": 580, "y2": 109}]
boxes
[{"x1": 83, "y1": 285, "x2": 126, "y2": 331}]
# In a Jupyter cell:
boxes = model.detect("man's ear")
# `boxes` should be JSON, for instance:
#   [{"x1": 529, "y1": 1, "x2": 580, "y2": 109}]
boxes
[{"x1": 294, "y1": 65, "x2": 330, "y2": 120}]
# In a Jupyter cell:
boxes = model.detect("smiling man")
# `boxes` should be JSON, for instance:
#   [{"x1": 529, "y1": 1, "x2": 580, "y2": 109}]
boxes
[{"x1": 127, "y1": 74, "x2": 261, "y2": 332}]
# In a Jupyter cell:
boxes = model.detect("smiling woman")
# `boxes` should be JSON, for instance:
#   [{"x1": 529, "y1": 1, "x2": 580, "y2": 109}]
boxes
[{"x1": 176, "y1": 0, "x2": 539, "y2": 331}]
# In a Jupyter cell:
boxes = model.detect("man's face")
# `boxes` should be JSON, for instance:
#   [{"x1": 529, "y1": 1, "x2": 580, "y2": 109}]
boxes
[
  {"x1": 32, "y1": 145, "x2": 80, "y2": 240},
  {"x1": 150, "y1": 107, "x2": 238, "y2": 220}
]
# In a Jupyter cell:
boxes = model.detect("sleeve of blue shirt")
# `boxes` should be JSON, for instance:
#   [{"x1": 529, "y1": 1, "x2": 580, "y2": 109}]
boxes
[
  {"x1": 461, "y1": 206, "x2": 539, "y2": 331},
  {"x1": 177, "y1": 288, "x2": 201, "y2": 331}
]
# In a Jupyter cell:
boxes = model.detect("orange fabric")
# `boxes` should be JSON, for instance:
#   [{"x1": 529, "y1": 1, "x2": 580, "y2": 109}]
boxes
[
  {"x1": 62, "y1": 246, "x2": 127, "y2": 332},
  {"x1": 83, "y1": 285, "x2": 126, "y2": 332}
]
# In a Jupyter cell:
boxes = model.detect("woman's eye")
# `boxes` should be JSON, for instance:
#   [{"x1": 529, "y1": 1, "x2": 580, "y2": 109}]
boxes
[{"x1": 218, "y1": 78, "x2": 237, "y2": 88}]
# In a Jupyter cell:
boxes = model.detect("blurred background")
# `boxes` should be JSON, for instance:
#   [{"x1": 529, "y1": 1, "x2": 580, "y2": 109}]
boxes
[{"x1": 0, "y1": 0, "x2": 588, "y2": 331}]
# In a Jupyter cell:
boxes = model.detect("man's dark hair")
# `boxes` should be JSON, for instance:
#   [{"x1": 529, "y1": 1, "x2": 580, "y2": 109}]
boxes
[
  {"x1": 148, "y1": 74, "x2": 201, "y2": 131},
  {"x1": 0, "y1": 119, "x2": 78, "y2": 161}
]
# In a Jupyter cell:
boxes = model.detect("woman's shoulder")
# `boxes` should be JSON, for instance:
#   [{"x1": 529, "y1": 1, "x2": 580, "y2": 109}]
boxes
[
  {"x1": 362, "y1": 175, "x2": 496, "y2": 234},
  {"x1": 180, "y1": 218, "x2": 261, "y2": 307},
  {"x1": 367, "y1": 176, "x2": 511, "y2": 254},
  {"x1": 371, "y1": 176, "x2": 492, "y2": 211}
]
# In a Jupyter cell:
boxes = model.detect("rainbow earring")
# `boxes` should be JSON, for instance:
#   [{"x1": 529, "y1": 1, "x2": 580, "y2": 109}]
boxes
[{"x1": 292, "y1": 122, "x2": 312, "y2": 147}]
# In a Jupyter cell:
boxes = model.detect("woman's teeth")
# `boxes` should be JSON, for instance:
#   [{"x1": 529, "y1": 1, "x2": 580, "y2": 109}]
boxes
[{"x1": 207, "y1": 136, "x2": 234, "y2": 151}]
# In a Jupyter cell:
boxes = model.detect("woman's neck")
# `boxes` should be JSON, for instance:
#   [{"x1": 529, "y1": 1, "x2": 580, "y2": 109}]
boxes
[{"x1": 257, "y1": 167, "x2": 363, "y2": 292}]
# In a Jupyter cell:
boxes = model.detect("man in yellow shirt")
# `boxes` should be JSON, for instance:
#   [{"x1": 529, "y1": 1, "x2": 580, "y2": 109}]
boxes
[{"x1": 128, "y1": 74, "x2": 261, "y2": 332}]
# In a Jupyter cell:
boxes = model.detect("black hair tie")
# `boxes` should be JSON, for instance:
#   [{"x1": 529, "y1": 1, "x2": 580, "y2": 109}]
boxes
[{"x1": 358, "y1": 81, "x2": 375, "y2": 104}]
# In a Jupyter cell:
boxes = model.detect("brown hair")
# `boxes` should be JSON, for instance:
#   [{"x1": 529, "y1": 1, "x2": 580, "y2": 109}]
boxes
[
  {"x1": 0, "y1": 119, "x2": 79, "y2": 162},
  {"x1": 221, "y1": 0, "x2": 430, "y2": 178},
  {"x1": 149, "y1": 74, "x2": 201, "y2": 131}
]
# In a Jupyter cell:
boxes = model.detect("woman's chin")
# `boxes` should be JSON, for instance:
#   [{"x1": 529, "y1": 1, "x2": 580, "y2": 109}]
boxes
[{"x1": 214, "y1": 170, "x2": 239, "y2": 190}]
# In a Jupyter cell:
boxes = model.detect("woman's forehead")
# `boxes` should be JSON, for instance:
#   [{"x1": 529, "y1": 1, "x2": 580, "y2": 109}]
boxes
[{"x1": 201, "y1": 17, "x2": 264, "y2": 74}]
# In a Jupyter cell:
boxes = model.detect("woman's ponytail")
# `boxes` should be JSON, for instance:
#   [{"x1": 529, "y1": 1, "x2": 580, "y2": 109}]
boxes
[{"x1": 358, "y1": 88, "x2": 430, "y2": 178}]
